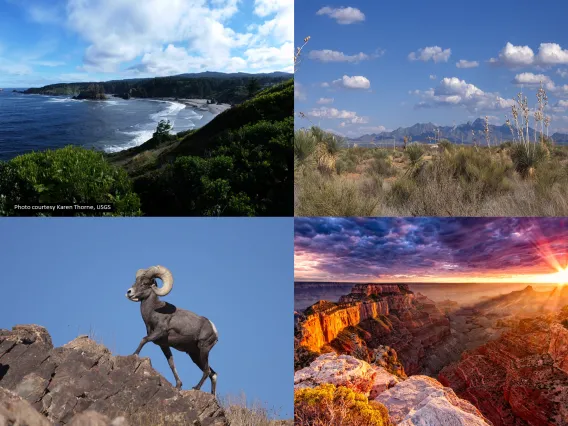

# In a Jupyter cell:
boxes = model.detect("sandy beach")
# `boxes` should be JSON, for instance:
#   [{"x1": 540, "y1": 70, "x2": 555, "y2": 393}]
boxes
[
  {"x1": 177, "y1": 98, "x2": 232, "y2": 115},
  {"x1": 150, "y1": 97, "x2": 231, "y2": 115}
]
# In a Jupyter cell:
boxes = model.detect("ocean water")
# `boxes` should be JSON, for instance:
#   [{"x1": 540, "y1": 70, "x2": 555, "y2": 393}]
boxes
[{"x1": 0, "y1": 89, "x2": 216, "y2": 161}]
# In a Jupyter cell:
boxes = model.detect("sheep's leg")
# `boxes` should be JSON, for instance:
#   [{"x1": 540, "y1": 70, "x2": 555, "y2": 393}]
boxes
[
  {"x1": 189, "y1": 350, "x2": 212, "y2": 393},
  {"x1": 133, "y1": 330, "x2": 165, "y2": 355},
  {"x1": 209, "y1": 367, "x2": 217, "y2": 396},
  {"x1": 161, "y1": 346, "x2": 183, "y2": 389}
]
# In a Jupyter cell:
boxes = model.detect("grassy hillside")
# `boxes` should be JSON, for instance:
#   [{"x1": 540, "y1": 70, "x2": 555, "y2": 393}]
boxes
[{"x1": 0, "y1": 79, "x2": 293, "y2": 216}]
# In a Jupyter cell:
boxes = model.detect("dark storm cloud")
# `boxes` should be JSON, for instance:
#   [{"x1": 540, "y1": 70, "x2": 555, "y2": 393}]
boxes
[{"x1": 294, "y1": 218, "x2": 568, "y2": 280}]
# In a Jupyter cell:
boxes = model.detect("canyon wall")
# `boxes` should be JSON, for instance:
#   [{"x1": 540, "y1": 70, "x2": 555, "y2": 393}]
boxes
[{"x1": 439, "y1": 311, "x2": 568, "y2": 426}]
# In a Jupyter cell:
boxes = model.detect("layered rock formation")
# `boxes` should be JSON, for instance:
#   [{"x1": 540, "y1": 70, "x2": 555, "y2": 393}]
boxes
[
  {"x1": 439, "y1": 310, "x2": 568, "y2": 426},
  {"x1": 295, "y1": 284, "x2": 454, "y2": 375},
  {"x1": 295, "y1": 353, "x2": 491, "y2": 425},
  {"x1": 0, "y1": 325, "x2": 228, "y2": 425}
]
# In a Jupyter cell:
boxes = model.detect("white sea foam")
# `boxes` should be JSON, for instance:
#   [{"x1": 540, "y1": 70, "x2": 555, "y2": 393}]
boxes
[
  {"x1": 46, "y1": 97, "x2": 83, "y2": 103},
  {"x1": 103, "y1": 100, "x2": 186, "y2": 153},
  {"x1": 149, "y1": 101, "x2": 185, "y2": 120},
  {"x1": 104, "y1": 129, "x2": 155, "y2": 153}
]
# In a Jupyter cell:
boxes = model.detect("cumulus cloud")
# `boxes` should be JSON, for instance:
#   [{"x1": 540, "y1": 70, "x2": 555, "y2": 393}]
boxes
[
  {"x1": 557, "y1": 69, "x2": 568, "y2": 78},
  {"x1": 429, "y1": 75, "x2": 437, "y2": 80},
  {"x1": 331, "y1": 75, "x2": 371, "y2": 90},
  {"x1": 316, "y1": 6, "x2": 365, "y2": 24},
  {"x1": 64, "y1": 0, "x2": 291, "y2": 73},
  {"x1": 456, "y1": 59, "x2": 479, "y2": 69},
  {"x1": 308, "y1": 49, "x2": 369, "y2": 63},
  {"x1": 512, "y1": 72, "x2": 554, "y2": 89},
  {"x1": 307, "y1": 107, "x2": 367, "y2": 124},
  {"x1": 512, "y1": 72, "x2": 568, "y2": 97},
  {"x1": 489, "y1": 42, "x2": 534, "y2": 67},
  {"x1": 490, "y1": 42, "x2": 568, "y2": 67},
  {"x1": 408, "y1": 46, "x2": 451, "y2": 63},
  {"x1": 316, "y1": 97, "x2": 334, "y2": 104},
  {"x1": 412, "y1": 77, "x2": 514, "y2": 111},
  {"x1": 536, "y1": 43, "x2": 568, "y2": 65}
]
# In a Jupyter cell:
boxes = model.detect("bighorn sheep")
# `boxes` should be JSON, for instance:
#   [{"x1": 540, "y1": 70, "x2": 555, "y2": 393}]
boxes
[{"x1": 126, "y1": 266, "x2": 218, "y2": 395}]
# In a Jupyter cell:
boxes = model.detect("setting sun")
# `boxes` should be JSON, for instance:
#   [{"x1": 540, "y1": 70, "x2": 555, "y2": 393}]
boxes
[{"x1": 554, "y1": 267, "x2": 568, "y2": 286}]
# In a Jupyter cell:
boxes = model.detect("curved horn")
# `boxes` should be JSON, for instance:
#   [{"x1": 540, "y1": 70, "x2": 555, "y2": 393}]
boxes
[
  {"x1": 136, "y1": 269, "x2": 146, "y2": 280},
  {"x1": 143, "y1": 265, "x2": 173, "y2": 296}
]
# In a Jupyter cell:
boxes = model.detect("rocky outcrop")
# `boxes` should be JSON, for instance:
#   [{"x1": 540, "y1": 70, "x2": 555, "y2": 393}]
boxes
[
  {"x1": 295, "y1": 353, "x2": 491, "y2": 425},
  {"x1": 439, "y1": 310, "x2": 568, "y2": 426},
  {"x1": 376, "y1": 376, "x2": 491, "y2": 425},
  {"x1": 0, "y1": 325, "x2": 229, "y2": 426},
  {"x1": 294, "y1": 352, "x2": 400, "y2": 399}
]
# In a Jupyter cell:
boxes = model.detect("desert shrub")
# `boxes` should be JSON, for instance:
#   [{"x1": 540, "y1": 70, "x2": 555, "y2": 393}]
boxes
[
  {"x1": 438, "y1": 139, "x2": 453, "y2": 152},
  {"x1": 553, "y1": 147, "x2": 568, "y2": 159},
  {"x1": 368, "y1": 158, "x2": 394, "y2": 177},
  {"x1": 385, "y1": 148, "x2": 515, "y2": 216},
  {"x1": 370, "y1": 149, "x2": 390, "y2": 161},
  {"x1": 0, "y1": 146, "x2": 141, "y2": 216},
  {"x1": 335, "y1": 157, "x2": 357, "y2": 174},
  {"x1": 441, "y1": 148, "x2": 513, "y2": 196},
  {"x1": 295, "y1": 129, "x2": 317, "y2": 162},
  {"x1": 310, "y1": 127, "x2": 344, "y2": 154},
  {"x1": 294, "y1": 384, "x2": 390, "y2": 426},
  {"x1": 295, "y1": 170, "x2": 379, "y2": 216},
  {"x1": 405, "y1": 143, "x2": 424, "y2": 166},
  {"x1": 387, "y1": 178, "x2": 416, "y2": 207},
  {"x1": 510, "y1": 143, "x2": 548, "y2": 177}
]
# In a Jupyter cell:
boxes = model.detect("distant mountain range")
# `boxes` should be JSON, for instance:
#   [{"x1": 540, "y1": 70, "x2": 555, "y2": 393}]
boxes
[{"x1": 351, "y1": 118, "x2": 568, "y2": 145}]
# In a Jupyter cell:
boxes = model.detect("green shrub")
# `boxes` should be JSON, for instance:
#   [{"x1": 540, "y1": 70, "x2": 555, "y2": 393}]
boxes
[
  {"x1": 294, "y1": 384, "x2": 391, "y2": 426},
  {"x1": 438, "y1": 139, "x2": 453, "y2": 152},
  {"x1": 405, "y1": 143, "x2": 425, "y2": 166},
  {"x1": 295, "y1": 129, "x2": 316, "y2": 162},
  {"x1": 369, "y1": 158, "x2": 394, "y2": 177},
  {"x1": 310, "y1": 126, "x2": 344, "y2": 154},
  {"x1": 0, "y1": 146, "x2": 140, "y2": 216},
  {"x1": 137, "y1": 118, "x2": 292, "y2": 216},
  {"x1": 510, "y1": 143, "x2": 548, "y2": 177}
]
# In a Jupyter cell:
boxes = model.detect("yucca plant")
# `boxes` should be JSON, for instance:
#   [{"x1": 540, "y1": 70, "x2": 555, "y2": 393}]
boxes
[{"x1": 505, "y1": 83, "x2": 551, "y2": 177}]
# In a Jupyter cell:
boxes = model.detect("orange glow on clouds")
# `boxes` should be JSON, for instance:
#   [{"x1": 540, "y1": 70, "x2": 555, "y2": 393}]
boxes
[{"x1": 294, "y1": 218, "x2": 568, "y2": 284}]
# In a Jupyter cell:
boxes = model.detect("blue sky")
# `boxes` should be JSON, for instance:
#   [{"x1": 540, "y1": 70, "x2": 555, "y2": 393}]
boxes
[
  {"x1": 0, "y1": 218, "x2": 293, "y2": 418},
  {"x1": 0, "y1": 0, "x2": 292, "y2": 88},
  {"x1": 294, "y1": 0, "x2": 568, "y2": 137}
]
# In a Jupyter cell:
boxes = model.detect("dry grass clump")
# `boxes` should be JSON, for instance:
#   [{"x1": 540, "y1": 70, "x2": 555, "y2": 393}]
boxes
[
  {"x1": 295, "y1": 167, "x2": 381, "y2": 216},
  {"x1": 221, "y1": 392, "x2": 282, "y2": 426},
  {"x1": 295, "y1": 384, "x2": 391, "y2": 426}
]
